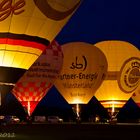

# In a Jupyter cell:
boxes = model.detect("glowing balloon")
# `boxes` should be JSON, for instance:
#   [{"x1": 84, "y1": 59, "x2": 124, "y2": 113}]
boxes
[
  {"x1": 12, "y1": 40, "x2": 63, "y2": 116},
  {"x1": 54, "y1": 42, "x2": 108, "y2": 118},
  {"x1": 0, "y1": 0, "x2": 81, "y2": 103},
  {"x1": 94, "y1": 40, "x2": 140, "y2": 118}
]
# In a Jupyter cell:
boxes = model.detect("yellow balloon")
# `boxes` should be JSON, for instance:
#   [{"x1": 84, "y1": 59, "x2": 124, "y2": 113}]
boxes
[
  {"x1": 55, "y1": 42, "x2": 108, "y2": 104},
  {"x1": 0, "y1": 0, "x2": 82, "y2": 105},
  {"x1": 94, "y1": 40, "x2": 140, "y2": 116},
  {"x1": 0, "y1": 0, "x2": 81, "y2": 95}
]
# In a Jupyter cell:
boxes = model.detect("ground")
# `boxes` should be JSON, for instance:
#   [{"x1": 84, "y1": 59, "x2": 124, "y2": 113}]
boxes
[{"x1": 0, "y1": 123, "x2": 140, "y2": 140}]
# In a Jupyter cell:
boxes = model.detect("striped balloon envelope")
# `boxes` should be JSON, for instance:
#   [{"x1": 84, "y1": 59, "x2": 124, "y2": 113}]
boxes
[
  {"x1": 0, "y1": 0, "x2": 82, "y2": 104},
  {"x1": 12, "y1": 40, "x2": 63, "y2": 116}
]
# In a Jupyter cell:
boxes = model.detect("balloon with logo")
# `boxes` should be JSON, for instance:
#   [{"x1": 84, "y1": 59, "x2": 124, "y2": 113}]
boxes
[
  {"x1": 12, "y1": 40, "x2": 63, "y2": 116},
  {"x1": 54, "y1": 42, "x2": 108, "y2": 120},
  {"x1": 94, "y1": 40, "x2": 140, "y2": 119},
  {"x1": 0, "y1": 0, "x2": 82, "y2": 105}
]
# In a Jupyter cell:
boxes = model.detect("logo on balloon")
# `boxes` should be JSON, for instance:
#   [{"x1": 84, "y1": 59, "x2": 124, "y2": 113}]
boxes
[
  {"x1": 0, "y1": 0, "x2": 25, "y2": 21},
  {"x1": 119, "y1": 57, "x2": 140, "y2": 93},
  {"x1": 70, "y1": 56, "x2": 87, "y2": 71}
]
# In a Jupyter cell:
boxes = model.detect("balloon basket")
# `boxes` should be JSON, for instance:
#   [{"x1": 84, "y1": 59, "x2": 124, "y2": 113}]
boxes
[
  {"x1": 71, "y1": 104, "x2": 86, "y2": 123},
  {"x1": 107, "y1": 107, "x2": 120, "y2": 124}
]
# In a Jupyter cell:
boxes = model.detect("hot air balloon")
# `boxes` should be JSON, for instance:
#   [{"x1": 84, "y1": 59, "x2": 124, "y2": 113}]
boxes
[
  {"x1": 12, "y1": 40, "x2": 63, "y2": 116},
  {"x1": 132, "y1": 85, "x2": 140, "y2": 107},
  {"x1": 94, "y1": 40, "x2": 140, "y2": 119},
  {"x1": 54, "y1": 42, "x2": 108, "y2": 121},
  {"x1": 0, "y1": 0, "x2": 82, "y2": 105}
]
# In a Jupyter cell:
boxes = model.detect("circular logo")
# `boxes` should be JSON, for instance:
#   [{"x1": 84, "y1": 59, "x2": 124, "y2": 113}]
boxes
[{"x1": 118, "y1": 57, "x2": 140, "y2": 93}]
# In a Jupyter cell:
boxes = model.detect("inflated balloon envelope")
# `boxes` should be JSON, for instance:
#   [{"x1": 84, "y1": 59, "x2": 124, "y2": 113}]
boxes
[
  {"x1": 12, "y1": 40, "x2": 63, "y2": 116},
  {"x1": 94, "y1": 40, "x2": 140, "y2": 118},
  {"x1": 0, "y1": 0, "x2": 82, "y2": 104},
  {"x1": 54, "y1": 42, "x2": 108, "y2": 119}
]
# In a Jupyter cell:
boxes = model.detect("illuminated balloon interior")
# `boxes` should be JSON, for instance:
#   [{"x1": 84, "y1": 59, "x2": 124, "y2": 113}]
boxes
[
  {"x1": 12, "y1": 40, "x2": 63, "y2": 116},
  {"x1": 0, "y1": 0, "x2": 81, "y2": 105},
  {"x1": 95, "y1": 40, "x2": 140, "y2": 118},
  {"x1": 55, "y1": 42, "x2": 108, "y2": 119}
]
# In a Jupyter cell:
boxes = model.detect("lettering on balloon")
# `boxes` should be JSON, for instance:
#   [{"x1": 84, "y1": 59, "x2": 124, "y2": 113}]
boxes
[
  {"x1": 0, "y1": 0, "x2": 25, "y2": 21},
  {"x1": 119, "y1": 57, "x2": 140, "y2": 93},
  {"x1": 124, "y1": 64, "x2": 140, "y2": 87},
  {"x1": 63, "y1": 83, "x2": 94, "y2": 89},
  {"x1": 70, "y1": 92, "x2": 86, "y2": 97},
  {"x1": 58, "y1": 73, "x2": 98, "y2": 81},
  {"x1": 33, "y1": 62, "x2": 50, "y2": 67},
  {"x1": 70, "y1": 56, "x2": 87, "y2": 71},
  {"x1": 25, "y1": 61, "x2": 59, "y2": 80},
  {"x1": 57, "y1": 72, "x2": 98, "y2": 89}
]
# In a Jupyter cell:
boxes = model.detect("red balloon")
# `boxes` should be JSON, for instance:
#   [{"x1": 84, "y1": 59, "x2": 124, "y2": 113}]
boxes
[{"x1": 12, "y1": 40, "x2": 63, "y2": 116}]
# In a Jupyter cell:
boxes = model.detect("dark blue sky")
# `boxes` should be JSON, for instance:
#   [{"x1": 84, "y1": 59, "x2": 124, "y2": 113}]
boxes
[{"x1": 56, "y1": 0, "x2": 140, "y2": 50}]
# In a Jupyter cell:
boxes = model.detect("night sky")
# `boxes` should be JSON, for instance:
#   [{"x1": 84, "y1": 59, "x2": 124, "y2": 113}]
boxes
[{"x1": 56, "y1": 0, "x2": 140, "y2": 50}]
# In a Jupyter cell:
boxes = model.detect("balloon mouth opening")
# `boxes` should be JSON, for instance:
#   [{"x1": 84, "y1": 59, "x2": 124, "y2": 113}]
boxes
[
  {"x1": 71, "y1": 104, "x2": 86, "y2": 122},
  {"x1": 0, "y1": 66, "x2": 26, "y2": 84},
  {"x1": 21, "y1": 101, "x2": 39, "y2": 117},
  {"x1": 107, "y1": 107, "x2": 120, "y2": 118},
  {"x1": 100, "y1": 100, "x2": 126, "y2": 118},
  {"x1": 101, "y1": 100, "x2": 126, "y2": 108}
]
